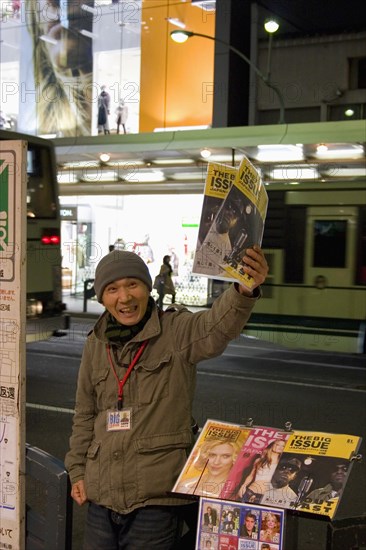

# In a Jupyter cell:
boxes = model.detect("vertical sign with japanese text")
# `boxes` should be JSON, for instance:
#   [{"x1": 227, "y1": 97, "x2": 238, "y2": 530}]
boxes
[{"x1": 0, "y1": 140, "x2": 27, "y2": 549}]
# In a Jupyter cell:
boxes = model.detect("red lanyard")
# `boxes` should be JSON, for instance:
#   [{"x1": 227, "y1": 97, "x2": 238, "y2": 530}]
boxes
[{"x1": 106, "y1": 340, "x2": 148, "y2": 410}]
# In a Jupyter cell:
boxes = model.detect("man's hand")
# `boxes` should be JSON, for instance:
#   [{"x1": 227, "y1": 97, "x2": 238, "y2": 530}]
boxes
[
  {"x1": 71, "y1": 480, "x2": 88, "y2": 506},
  {"x1": 237, "y1": 245, "x2": 268, "y2": 296}
]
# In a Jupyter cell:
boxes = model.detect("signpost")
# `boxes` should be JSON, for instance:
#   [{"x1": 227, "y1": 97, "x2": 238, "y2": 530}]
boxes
[{"x1": 0, "y1": 140, "x2": 27, "y2": 549}]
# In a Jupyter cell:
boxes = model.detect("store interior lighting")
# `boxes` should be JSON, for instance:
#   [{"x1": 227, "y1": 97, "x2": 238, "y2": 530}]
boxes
[{"x1": 166, "y1": 18, "x2": 186, "y2": 29}]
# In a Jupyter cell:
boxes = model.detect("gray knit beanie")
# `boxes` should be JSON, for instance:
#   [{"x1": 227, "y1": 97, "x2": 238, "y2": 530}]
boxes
[{"x1": 94, "y1": 250, "x2": 152, "y2": 302}]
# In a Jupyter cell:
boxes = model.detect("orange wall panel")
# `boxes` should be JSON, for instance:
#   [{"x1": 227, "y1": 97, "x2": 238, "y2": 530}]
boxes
[{"x1": 140, "y1": 0, "x2": 215, "y2": 132}]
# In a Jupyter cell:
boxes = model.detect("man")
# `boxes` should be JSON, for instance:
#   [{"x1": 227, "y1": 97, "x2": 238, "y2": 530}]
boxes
[
  {"x1": 305, "y1": 462, "x2": 348, "y2": 502},
  {"x1": 240, "y1": 511, "x2": 257, "y2": 538},
  {"x1": 203, "y1": 506, "x2": 218, "y2": 531},
  {"x1": 65, "y1": 246, "x2": 268, "y2": 549},
  {"x1": 260, "y1": 457, "x2": 302, "y2": 509}
]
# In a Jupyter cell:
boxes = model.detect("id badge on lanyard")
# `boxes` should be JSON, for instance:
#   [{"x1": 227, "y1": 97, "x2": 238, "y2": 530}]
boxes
[
  {"x1": 107, "y1": 408, "x2": 132, "y2": 431},
  {"x1": 106, "y1": 340, "x2": 148, "y2": 432}
]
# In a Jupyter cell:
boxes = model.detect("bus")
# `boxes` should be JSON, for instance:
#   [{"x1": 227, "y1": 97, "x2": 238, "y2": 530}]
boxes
[{"x1": 0, "y1": 130, "x2": 69, "y2": 341}]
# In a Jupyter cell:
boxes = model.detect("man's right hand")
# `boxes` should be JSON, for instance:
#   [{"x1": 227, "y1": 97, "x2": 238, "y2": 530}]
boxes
[{"x1": 71, "y1": 479, "x2": 88, "y2": 506}]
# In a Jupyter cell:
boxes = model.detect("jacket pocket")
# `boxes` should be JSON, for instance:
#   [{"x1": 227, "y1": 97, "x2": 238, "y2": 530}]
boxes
[
  {"x1": 91, "y1": 367, "x2": 110, "y2": 410},
  {"x1": 135, "y1": 354, "x2": 171, "y2": 404},
  {"x1": 134, "y1": 430, "x2": 193, "y2": 501},
  {"x1": 84, "y1": 440, "x2": 101, "y2": 501}
]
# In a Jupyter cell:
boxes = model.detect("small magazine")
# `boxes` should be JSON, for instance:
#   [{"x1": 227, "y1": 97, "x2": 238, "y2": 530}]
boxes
[
  {"x1": 172, "y1": 419, "x2": 362, "y2": 520},
  {"x1": 196, "y1": 497, "x2": 286, "y2": 550},
  {"x1": 193, "y1": 156, "x2": 268, "y2": 290}
]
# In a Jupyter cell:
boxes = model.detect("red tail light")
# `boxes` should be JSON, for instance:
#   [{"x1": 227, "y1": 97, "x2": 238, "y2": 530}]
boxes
[{"x1": 41, "y1": 235, "x2": 61, "y2": 245}]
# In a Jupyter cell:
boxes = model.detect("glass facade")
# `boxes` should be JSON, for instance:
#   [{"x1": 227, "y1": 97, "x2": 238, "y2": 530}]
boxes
[{"x1": 0, "y1": 0, "x2": 215, "y2": 136}]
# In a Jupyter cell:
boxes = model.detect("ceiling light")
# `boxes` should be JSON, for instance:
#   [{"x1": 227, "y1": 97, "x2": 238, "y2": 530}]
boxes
[
  {"x1": 264, "y1": 18, "x2": 279, "y2": 34},
  {"x1": 256, "y1": 144, "x2": 304, "y2": 162},
  {"x1": 191, "y1": 0, "x2": 216, "y2": 11},
  {"x1": 152, "y1": 158, "x2": 195, "y2": 165},
  {"x1": 106, "y1": 160, "x2": 145, "y2": 167},
  {"x1": 170, "y1": 172, "x2": 204, "y2": 180},
  {"x1": 153, "y1": 124, "x2": 209, "y2": 132},
  {"x1": 320, "y1": 167, "x2": 366, "y2": 178},
  {"x1": 166, "y1": 18, "x2": 186, "y2": 29},
  {"x1": 314, "y1": 145, "x2": 364, "y2": 159},
  {"x1": 269, "y1": 166, "x2": 319, "y2": 180},
  {"x1": 80, "y1": 171, "x2": 118, "y2": 182},
  {"x1": 123, "y1": 170, "x2": 165, "y2": 183},
  {"x1": 61, "y1": 160, "x2": 100, "y2": 169},
  {"x1": 316, "y1": 144, "x2": 328, "y2": 153},
  {"x1": 57, "y1": 173, "x2": 78, "y2": 184},
  {"x1": 99, "y1": 153, "x2": 111, "y2": 163},
  {"x1": 200, "y1": 148, "x2": 211, "y2": 159}
]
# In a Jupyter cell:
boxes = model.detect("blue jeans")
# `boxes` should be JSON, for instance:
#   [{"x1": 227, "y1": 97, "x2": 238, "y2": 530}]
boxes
[{"x1": 83, "y1": 502, "x2": 188, "y2": 550}]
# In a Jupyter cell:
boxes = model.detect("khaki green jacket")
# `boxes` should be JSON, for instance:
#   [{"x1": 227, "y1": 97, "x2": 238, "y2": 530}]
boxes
[{"x1": 64, "y1": 284, "x2": 257, "y2": 514}]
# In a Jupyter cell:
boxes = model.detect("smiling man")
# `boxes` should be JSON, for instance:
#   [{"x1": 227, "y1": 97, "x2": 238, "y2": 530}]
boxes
[{"x1": 65, "y1": 248, "x2": 268, "y2": 550}]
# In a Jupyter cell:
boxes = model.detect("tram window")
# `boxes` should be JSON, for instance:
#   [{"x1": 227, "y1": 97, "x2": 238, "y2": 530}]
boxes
[{"x1": 313, "y1": 220, "x2": 346, "y2": 268}]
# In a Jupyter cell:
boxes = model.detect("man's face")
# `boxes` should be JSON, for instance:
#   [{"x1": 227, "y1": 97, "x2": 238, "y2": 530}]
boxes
[
  {"x1": 245, "y1": 516, "x2": 255, "y2": 532},
  {"x1": 272, "y1": 461, "x2": 300, "y2": 488},
  {"x1": 102, "y1": 278, "x2": 150, "y2": 326},
  {"x1": 330, "y1": 464, "x2": 347, "y2": 490}
]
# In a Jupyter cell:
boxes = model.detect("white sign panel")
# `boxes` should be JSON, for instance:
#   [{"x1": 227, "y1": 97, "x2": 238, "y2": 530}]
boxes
[{"x1": 0, "y1": 141, "x2": 27, "y2": 549}]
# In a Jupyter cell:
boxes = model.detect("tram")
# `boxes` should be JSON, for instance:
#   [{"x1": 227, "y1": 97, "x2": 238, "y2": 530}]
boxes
[
  {"x1": 0, "y1": 130, "x2": 68, "y2": 341},
  {"x1": 211, "y1": 181, "x2": 366, "y2": 354}
]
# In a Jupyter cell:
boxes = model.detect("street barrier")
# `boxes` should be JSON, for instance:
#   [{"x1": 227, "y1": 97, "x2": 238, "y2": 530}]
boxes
[{"x1": 26, "y1": 444, "x2": 73, "y2": 550}]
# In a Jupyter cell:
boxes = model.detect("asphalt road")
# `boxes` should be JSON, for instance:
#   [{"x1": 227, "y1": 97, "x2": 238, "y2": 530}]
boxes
[{"x1": 25, "y1": 318, "x2": 366, "y2": 549}]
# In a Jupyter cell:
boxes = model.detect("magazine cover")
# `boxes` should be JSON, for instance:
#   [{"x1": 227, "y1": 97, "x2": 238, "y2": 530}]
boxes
[
  {"x1": 172, "y1": 420, "x2": 251, "y2": 498},
  {"x1": 192, "y1": 156, "x2": 268, "y2": 289},
  {"x1": 278, "y1": 430, "x2": 362, "y2": 518},
  {"x1": 219, "y1": 427, "x2": 291, "y2": 502},
  {"x1": 241, "y1": 430, "x2": 362, "y2": 519},
  {"x1": 196, "y1": 497, "x2": 285, "y2": 550}
]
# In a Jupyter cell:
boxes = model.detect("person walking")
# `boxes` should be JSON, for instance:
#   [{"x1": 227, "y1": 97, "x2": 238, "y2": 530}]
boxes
[
  {"x1": 64, "y1": 246, "x2": 268, "y2": 549},
  {"x1": 155, "y1": 255, "x2": 176, "y2": 310}
]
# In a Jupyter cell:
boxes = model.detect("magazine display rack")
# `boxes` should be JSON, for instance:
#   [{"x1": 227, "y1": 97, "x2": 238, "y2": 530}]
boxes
[{"x1": 172, "y1": 419, "x2": 362, "y2": 550}]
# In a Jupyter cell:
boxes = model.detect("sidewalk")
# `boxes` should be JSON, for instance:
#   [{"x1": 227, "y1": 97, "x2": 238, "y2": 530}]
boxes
[
  {"x1": 62, "y1": 291, "x2": 208, "y2": 318},
  {"x1": 63, "y1": 291, "x2": 104, "y2": 318}
]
